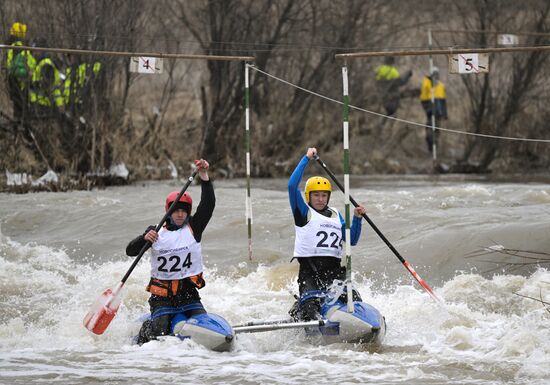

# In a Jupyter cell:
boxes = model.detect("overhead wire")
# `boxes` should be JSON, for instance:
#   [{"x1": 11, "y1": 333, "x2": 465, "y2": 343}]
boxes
[
  {"x1": 21, "y1": 29, "x2": 546, "y2": 55},
  {"x1": 248, "y1": 64, "x2": 550, "y2": 144}
]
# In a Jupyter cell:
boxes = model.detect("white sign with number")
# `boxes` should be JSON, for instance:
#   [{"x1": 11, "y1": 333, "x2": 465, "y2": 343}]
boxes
[
  {"x1": 459, "y1": 54, "x2": 480, "y2": 73},
  {"x1": 130, "y1": 56, "x2": 163, "y2": 74},
  {"x1": 498, "y1": 34, "x2": 519, "y2": 46},
  {"x1": 448, "y1": 53, "x2": 489, "y2": 74}
]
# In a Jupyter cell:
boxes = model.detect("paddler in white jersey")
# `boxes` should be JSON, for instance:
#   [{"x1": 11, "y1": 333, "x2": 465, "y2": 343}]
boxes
[
  {"x1": 126, "y1": 159, "x2": 215, "y2": 344},
  {"x1": 288, "y1": 147, "x2": 367, "y2": 321}
]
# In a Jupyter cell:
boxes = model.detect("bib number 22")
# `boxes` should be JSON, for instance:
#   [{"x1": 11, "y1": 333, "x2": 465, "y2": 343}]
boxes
[{"x1": 316, "y1": 231, "x2": 341, "y2": 249}]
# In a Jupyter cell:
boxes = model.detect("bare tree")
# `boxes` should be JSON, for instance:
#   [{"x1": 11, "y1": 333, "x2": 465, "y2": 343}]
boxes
[
  {"x1": 3, "y1": 0, "x2": 550, "y2": 185},
  {"x1": 451, "y1": 0, "x2": 550, "y2": 172},
  {"x1": 168, "y1": 0, "x2": 409, "y2": 175}
]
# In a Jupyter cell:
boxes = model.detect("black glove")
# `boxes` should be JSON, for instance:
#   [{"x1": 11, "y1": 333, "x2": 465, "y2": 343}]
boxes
[{"x1": 142, "y1": 225, "x2": 156, "y2": 237}]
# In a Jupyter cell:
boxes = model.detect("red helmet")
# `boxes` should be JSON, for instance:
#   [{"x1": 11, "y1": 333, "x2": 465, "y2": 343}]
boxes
[{"x1": 165, "y1": 191, "x2": 193, "y2": 212}]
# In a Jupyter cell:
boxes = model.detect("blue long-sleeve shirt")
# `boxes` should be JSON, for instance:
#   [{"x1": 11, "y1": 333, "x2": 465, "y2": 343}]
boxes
[{"x1": 288, "y1": 155, "x2": 362, "y2": 245}]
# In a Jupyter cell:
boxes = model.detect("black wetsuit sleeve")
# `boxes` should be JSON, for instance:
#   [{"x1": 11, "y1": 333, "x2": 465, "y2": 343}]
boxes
[
  {"x1": 125, "y1": 225, "x2": 155, "y2": 256},
  {"x1": 189, "y1": 180, "x2": 215, "y2": 242}
]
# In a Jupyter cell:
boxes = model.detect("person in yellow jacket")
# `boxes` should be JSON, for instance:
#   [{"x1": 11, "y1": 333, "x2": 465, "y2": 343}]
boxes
[
  {"x1": 420, "y1": 67, "x2": 447, "y2": 153},
  {"x1": 5, "y1": 22, "x2": 36, "y2": 121},
  {"x1": 29, "y1": 41, "x2": 64, "y2": 115},
  {"x1": 63, "y1": 52, "x2": 102, "y2": 106},
  {"x1": 375, "y1": 56, "x2": 412, "y2": 120}
]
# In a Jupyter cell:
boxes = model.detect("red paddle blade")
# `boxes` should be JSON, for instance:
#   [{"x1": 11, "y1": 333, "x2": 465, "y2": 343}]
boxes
[
  {"x1": 83, "y1": 285, "x2": 123, "y2": 335},
  {"x1": 403, "y1": 261, "x2": 442, "y2": 303}
]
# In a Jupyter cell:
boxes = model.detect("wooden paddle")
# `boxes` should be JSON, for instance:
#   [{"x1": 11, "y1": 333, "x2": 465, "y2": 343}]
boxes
[
  {"x1": 83, "y1": 169, "x2": 199, "y2": 334},
  {"x1": 314, "y1": 155, "x2": 442, "y2": 303}
]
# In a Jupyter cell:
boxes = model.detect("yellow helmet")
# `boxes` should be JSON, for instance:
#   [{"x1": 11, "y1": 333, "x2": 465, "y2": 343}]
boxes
[
  {"x1": 10, "y1": 22, "x2": 27, "y2": 39},
  {"x1": 304, "y1": 176, "x2": 332, "y2": 203}
]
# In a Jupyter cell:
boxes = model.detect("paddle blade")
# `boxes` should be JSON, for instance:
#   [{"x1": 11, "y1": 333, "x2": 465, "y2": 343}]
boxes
[
  {"x1": 403, "y1": 261, "x2": 442, "y2": 303},
  {"x1": 83, "y1": 285, "x2": 123, "y2": 335}
]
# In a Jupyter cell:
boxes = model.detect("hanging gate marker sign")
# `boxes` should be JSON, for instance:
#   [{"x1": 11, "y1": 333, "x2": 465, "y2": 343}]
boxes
[
  {"x1": 129, "y1": 56, "x2": 163, "y2": 74},
  {"x1": 498, "y1": 34, "x2": 519, "y2": 46},
  {"x1": 449, "y1": 53, "x2": 489, "y2": 74}
]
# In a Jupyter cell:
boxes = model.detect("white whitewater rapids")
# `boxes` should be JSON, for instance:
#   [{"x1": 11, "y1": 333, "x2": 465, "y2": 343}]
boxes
[{"x1": 1, "y1": 178, "x2": 549, "y2": 384}]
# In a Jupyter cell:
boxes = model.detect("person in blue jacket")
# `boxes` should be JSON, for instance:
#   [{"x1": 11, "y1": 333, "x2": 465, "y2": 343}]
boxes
[{"x1": 288, "y1": 147, "x2": 367, "y2": 321}]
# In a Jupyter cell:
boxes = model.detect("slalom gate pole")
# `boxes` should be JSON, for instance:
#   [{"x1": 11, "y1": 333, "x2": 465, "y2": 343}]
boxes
[
  {"x1": 341, "y1": 65, "x2": 354, "y2": 313},
  {"x1": 245, "y1": 63, "x2": 253, "y2": 260},
  {"x1": 428, "y1": 29, "x2": 437, "y2": 162}
]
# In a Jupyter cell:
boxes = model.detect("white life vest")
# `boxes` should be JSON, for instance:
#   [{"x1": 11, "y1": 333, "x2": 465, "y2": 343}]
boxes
[
  {"x1": 294, "y1": 207, "x2": 343, "y2": 258},
  {"x1": 150, "y1": 225, "x2": 203, "y2": 280}
]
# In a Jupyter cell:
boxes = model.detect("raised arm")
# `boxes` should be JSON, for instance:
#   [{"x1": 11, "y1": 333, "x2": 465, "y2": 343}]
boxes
[
  {"x1": 189, "y1": 159, "x2": 215, "y2": 242},
  {"x1": 288, "y1": 148, "x2": 317, "y2": 226}
]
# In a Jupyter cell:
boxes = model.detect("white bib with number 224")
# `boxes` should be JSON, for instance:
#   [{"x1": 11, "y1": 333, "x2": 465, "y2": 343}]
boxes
[{"x1": 150, "y1": 226, "x2": 203, "y2": 280}]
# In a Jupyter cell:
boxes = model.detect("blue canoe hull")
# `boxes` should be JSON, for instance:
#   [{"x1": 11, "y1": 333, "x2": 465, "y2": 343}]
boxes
[
  {"x1": 170, "y1": 312, "x2": 234, "y2": 352},
  {"x1": 309, "y1": 300, "x2": 386, "y2": 345}
]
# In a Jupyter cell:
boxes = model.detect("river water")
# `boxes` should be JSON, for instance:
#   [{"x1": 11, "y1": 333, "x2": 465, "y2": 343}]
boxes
[{"x1": 0, "y1": 175, "x2": 549, "y2": 385}]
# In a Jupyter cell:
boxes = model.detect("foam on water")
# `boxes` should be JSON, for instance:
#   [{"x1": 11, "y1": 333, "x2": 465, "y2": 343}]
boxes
[
  {"x1": 0, "y1": 235, "x2": 548, "y2": 384},
  {"x1": 1, "y1": 179, "x2": 550, "y2": 384}
]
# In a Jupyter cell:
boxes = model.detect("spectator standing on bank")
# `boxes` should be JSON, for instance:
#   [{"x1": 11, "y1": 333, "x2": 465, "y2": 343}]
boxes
[
  {"x1": 5, "y1": 22, "x2": 36, "y2": 122},
  {"x1": 420, "y1": 66, "x2": 447, "y2": 153},
  {"x1": 375, "y1": 56, "x2": 412, "y2": 127}
]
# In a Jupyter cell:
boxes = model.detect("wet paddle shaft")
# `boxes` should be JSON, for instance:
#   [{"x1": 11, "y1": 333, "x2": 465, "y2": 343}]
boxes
[
  {"x1": 83, "y1": 169, "x2": 199, "y2": 334},
  {"x1": 314, "y1": 155, "x2": 441, "y2": 303}
]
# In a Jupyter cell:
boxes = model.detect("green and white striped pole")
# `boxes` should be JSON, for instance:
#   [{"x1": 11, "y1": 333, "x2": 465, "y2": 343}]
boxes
[
  {"x1": 245, "y1": 63, "x2": 253, "y2": 260},
  {"x1": 341, "y1": 65, "x2": 353, "y2": 313},
  {"x1": 428, "y1": 29, "x2": 437, "y2": 162}
]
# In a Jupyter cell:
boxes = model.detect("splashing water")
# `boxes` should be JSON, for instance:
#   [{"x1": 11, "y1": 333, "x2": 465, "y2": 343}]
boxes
[{"x1": 1, "y1": 178, "x2": 549, "y2": 384}]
